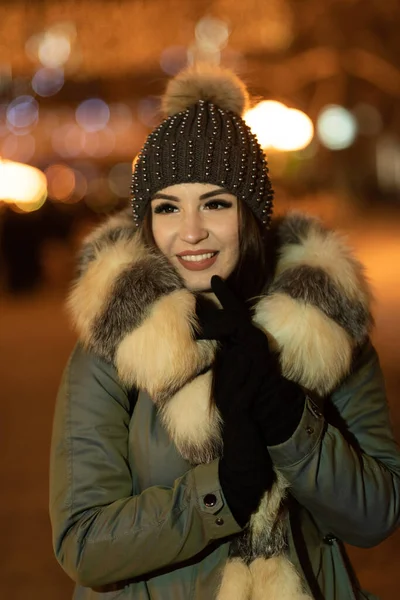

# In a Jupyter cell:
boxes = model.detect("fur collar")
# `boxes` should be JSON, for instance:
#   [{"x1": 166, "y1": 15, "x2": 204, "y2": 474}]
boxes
[{"x1": 68, "y1": 209, "x2": 372, "y2": 404}]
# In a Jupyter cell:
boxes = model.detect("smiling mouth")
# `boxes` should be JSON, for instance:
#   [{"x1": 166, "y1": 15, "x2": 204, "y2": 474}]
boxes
[{"x1": 178, "y1": 252, "x2": 217, "y2": 262}]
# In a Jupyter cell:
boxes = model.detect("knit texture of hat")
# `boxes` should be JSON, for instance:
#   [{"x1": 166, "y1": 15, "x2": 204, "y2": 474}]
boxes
[{"x1": 131, "y1": 65, "x2": 274, "y2": 228}]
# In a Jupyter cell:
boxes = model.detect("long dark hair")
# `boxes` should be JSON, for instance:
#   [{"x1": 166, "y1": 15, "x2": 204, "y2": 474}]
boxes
[{"x1": 140, "y1": 197, "x2": 274, "y2": 302}]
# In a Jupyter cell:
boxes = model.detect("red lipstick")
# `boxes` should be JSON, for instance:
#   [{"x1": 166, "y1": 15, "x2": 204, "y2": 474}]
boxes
[{"x1": 176, "y1": 250, "x2": 218, "y2": 271}]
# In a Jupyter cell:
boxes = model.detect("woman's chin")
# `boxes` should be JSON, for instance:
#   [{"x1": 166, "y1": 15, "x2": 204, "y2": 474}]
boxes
[
  {"x1": 181, "y1": 269, "x2": 218, "y2": 292},
  {"x1": 184, "y1": 278, "x2": 213, "y2": 293},
  {"x1": 173, "y1": 257, "x2": 237, "y2": 292}
]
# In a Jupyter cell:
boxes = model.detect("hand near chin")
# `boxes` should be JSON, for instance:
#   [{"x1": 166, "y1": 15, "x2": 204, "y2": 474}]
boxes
[
  {"x1": 198, "y1": 276, "x2": 306, "y2": 449},
  {"x1": 196, "y1": 275, "x2": 271, "y2": 359},
  {"x1": 196, "y1": 275, "x2": 275, "y2": 404}
]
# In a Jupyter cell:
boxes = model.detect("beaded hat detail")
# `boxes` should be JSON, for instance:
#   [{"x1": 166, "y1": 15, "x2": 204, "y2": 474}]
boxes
[{"x1": 131, "y1": 64, "x2": 274, "y2": 228}]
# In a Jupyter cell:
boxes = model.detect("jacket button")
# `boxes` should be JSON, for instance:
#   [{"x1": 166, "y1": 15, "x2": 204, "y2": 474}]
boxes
[
  {"x1": 306, "y1": 426, "x2": 314, "y2": 435},
  {"x1": 203, "y1": 493, "x2": 217, "y2": 508},
  {"x1": 323, "y1": 533, "x2": 337, "y2": 545},
  {"x1": 215, "y1": 517, "x2": 224, "y2": 526}
]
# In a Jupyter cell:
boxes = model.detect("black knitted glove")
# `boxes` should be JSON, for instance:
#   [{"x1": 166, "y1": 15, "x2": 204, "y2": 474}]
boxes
[
  {"x1": 198, "y1": 276, "x2": 306, "y2": 447},
  {"x1": 252, "y1": 366, "x2": 306, "y2": 446},
  {"x1": 213, "y1": 340, "x2": 274, "y2": 528}
]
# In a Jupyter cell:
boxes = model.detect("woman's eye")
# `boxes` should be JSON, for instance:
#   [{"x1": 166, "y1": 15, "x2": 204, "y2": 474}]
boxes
[
  {"x1": 204, "y1": 200, "x2": 233, "y2": 210},
  {"x1": 153, "y1": 203, "x2": 178, "y2": 214}
]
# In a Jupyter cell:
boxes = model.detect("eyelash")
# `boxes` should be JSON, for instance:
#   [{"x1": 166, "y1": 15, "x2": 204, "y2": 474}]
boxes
[{"x1": 153, "y1": 200, "x2": 233, "y2": 214}]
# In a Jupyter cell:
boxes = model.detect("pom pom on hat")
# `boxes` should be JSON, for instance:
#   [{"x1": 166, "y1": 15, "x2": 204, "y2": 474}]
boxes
[{"x1": 161, "y1": 63, "x2": 249, "y2": 117}]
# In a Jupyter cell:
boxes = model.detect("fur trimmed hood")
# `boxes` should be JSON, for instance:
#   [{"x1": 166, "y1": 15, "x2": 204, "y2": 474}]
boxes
[{"x1": 68, "y1": 209, "x2": 372, "y2": 402}]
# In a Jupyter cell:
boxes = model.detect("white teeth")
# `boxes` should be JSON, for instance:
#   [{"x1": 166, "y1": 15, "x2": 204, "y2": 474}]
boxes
[{"x1": 180, "y1": 253, "x2": 216, "y2": 262}]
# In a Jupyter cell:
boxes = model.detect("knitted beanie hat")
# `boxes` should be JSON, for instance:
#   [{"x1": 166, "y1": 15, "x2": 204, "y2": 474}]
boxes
[{"x1": 131, "y1": 64, "x2": 274, "y2": 228}]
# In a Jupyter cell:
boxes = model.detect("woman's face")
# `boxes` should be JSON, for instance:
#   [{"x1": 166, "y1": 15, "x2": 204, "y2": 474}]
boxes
[{"x1": 151, "y1": 182, "x2": 240, "y2": 292}]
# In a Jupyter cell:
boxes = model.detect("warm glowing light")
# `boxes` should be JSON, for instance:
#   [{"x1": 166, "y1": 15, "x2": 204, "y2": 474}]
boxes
[
  {"x1": 274, "y1": 108, "x2": 314, "y2": 151},
  {"x1": 72, "y1": 169, "x2": 88, "y2": 201},
  {"x1": 51, "y1": 123, "x2": 114, "y2": 159},
  {"x1": 187, "y1": 16, "x2": 230, "y2": 66},
  {"x1": 195, "y1": 17, "x2": 230, "y2": 50},
  {"x1": 25, "y1": 22, "x2": 76, "y2": 67},
  {"x1": 45, "y1": 163, "x2": 88, "y2": 203},
  {"x1": 51, "y1": 124, "x2": 85, "y2": 157},
  {"x1": 0, "y1": 159, "x2": 47, "y2": 210},
  {"x1": 244, "y1": 101, "x2": 314, "y2": 151},
  {"x1": 45, "y1": 163, "x2": 76, "y2": 201},
  {"x1": 38, "y1": 33, "x2": 71, "y2": 68},
  {"x1": 247, "y1": 101, "x2": 287, "y2": 148},
  {"x1": 83, "y1": 128, "x2": 116, "y2": 157},
  {"x1": 1, "y1": 134, "x2": 36, "y2": 162}
]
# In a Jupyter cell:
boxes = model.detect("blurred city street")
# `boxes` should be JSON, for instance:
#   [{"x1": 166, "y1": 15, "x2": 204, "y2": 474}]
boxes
[{"x1": 0, "y1": 202, "x2": 399, "y2": 600}]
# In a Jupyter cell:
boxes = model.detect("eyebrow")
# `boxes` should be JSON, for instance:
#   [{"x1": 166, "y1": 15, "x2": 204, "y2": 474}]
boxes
[{"x1": 152, "y1": 188, "x2": 227, "y2": 202}]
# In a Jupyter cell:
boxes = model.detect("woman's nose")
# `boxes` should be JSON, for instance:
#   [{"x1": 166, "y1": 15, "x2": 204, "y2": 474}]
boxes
[{"x1": 179, "y1": 212, "x2": 208, "y2": 244}]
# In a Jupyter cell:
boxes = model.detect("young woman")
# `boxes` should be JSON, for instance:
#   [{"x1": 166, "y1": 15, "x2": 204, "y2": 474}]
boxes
[{"x1": 50, "y1": 65, "x2": 400, "y2": 600}]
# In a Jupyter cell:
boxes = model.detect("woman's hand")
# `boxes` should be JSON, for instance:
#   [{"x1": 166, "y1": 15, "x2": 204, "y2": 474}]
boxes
[
  {"x1": 199, "y1": 276, "x2": 306, "y2": 447},
  {"x1": 212, "y1": 339, "x2": 275, "y2": 528}
]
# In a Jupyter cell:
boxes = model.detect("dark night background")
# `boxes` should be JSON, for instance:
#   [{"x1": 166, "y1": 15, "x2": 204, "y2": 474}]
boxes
[{"x1": 0, "y1": 1, "x2": 399, "y2": 598}]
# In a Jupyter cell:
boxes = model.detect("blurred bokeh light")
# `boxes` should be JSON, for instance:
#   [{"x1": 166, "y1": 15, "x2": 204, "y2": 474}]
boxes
[
  {"x1": 46, "y1": 163, "x2": 78, "y2": 202},
  {"x1": 195, "y1": 16, "x2": 230, "y2": 50},
  {"x1": 317, "y1": 105, "x2": 358, "y2": 150},
  {"x1": 32, "y1": 67, "x2": 65, "y2": 97},
  {"x1": 6, "y1": 95, "x2": 39, "y2": 130},
  {"x1": 0, "y1": 159, "x2": 47, "y2": 210},
  {"x1": 75, "y1": 98, "x2": 110, "y2": 132},
  {"x1": 26, "y1": 21, "x2": 77, "y2": 69},
  {"x1": 245, "y1": 100, "x2": 314, "y2": 151},
  {"x1": 1, "y1": 132, "x2": 36, "y2": 162}
]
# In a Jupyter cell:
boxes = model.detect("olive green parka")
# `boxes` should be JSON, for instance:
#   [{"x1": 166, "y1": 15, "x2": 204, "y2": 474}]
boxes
[{"x1": 50, "y1": 211, "x2": 400, "y2": 599}]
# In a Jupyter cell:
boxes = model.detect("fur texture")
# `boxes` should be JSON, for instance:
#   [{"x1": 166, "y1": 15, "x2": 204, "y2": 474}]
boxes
[
  {"x1": 68, "y1": 225, "x2": 147, "y2": 353},
  {"x1": 68, "y1": 209, "x2": 372, "y2": 600},
  {"x1": 253, "y1": 212, "x2": 372, "y2": 395},
  {"x1": 250, "y1": 471, "x2": 289, "y2": 546},
  {"x1": 162, "y1": 64, "x2": 249, "y2": 117},
  {"x1": 217, "y1": 556, "x2": 311, "y2": 600},
  {"x1": 249, "y1": 556, "x2": 311, "y2": 600},
  {"x1": 274, "y1": 213, "x2": 372, "y2": 315},
  {"x1": 254, "y1": 293, "x2": 353, "y2": 396},
  {"x1": 159, "y1": 370, "x2": 222, "y2": 464},
  {"x1": 217, "y1": 559, "x2": 253, "y2": 600},
  {"x1": 114, "y1": 290, "x2": 215, "y2": 401}
]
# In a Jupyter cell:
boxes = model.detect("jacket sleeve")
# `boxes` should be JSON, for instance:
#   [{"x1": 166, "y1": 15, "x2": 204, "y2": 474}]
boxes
[
  {"x1": 268, "y1": 341, "x2": 400, "y2": 548},
  {"x1": 49, "y1": 345, "x2": 241, "y2": 588}
]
